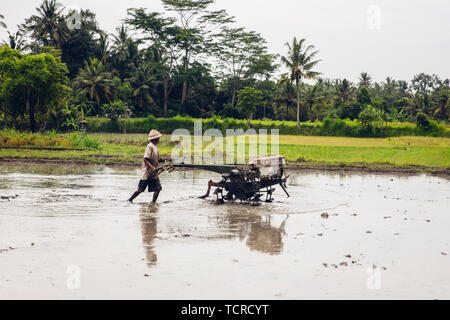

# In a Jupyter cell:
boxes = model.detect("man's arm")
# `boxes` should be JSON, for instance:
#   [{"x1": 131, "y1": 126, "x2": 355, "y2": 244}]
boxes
[
  {"x1": 143, "y1": 145, "x2": 158, "y2": 172},
  {"x1": 144, "y1": 158, "x2": 156, "y2": 173}
]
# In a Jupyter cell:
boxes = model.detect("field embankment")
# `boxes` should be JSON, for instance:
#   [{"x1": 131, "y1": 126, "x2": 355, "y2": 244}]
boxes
[{"x1": 1, "y1": 130, "x2": 449, "y2": 174}]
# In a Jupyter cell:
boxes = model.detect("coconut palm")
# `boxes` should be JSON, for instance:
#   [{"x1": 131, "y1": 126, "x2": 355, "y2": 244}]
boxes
[
  {"x1": 383, "y1": 77, "x2": 397, "y2": 96},
  {"x1": 433, "y1": 95, "x2": 449, "y2": 121},
  {"x1": 303, "y1": 83, "x2": 324, "y2": 120},
  {"x1": 97, "y1": 33, "x2": 110, "y2": 63},
  {"x1": 4, "y1": 31, "x2": 25, "y2": 50},
  {"x1": 336, "y1": 79, "x2": 354, "y2": 103},
  {"x1": 281, "y1": 37, "x2": 321, "y2": 128},
  {"x1": 358, "y1": 72, "x2": 372, "y2": 88},
  {"x1": 111, "y1": 25, "x2": 132, "y2": 63},
  {"x1": 110, "y1": 24, "x2": 140, "y2": 80},
  {"x1": 277, "y1": 74, "x2": 296, "y2": 120},
  {"x1": 20, "y1": 0, "x2": 68, "y2": 49},
  {"x1": 73, "y1": 58, "x2": 114, "y2": 105},
  {"x1": 407, "y1": 92, "x2": 430, "y2": 116},
  {"x1": 130, "y1": 63, "x2": 158, "y2": 112},
  {"x1": 0, "y1": 14, "x2": 7, "y2": 29}
]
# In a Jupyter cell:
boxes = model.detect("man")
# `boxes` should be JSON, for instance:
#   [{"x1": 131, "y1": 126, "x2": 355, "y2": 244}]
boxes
[{"x1": 128, "y1": 129, "x2": 163, "y2": 203}]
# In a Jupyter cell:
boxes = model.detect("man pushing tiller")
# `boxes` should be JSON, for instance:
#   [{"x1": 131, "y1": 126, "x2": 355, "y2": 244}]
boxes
[{"x1": 128, "y1": 130, "x2": 163, "y2": 203}]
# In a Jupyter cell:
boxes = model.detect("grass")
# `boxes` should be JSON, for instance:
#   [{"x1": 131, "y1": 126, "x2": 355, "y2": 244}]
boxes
[
  {"x1": 87, "y1": 116, "x2": 450, "y2": 137},
  {"x1": 0, "y1": 129, "x2": 100, "y2": 150},
  {"x1": 1, "y1": 131, "x2": 449, "y2": 171}
]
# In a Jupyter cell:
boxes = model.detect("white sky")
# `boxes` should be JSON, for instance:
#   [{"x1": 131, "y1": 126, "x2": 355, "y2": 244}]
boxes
[{"x1": 1, "y1": 0, "x2": 449, "y2": 82}]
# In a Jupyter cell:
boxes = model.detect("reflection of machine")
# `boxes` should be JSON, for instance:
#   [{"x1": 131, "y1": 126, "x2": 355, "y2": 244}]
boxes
[
  {"x1": 172, "y1": 155, "x2": 289, "y2": 204},
  {"x1": 246, "y1": 215, "x2": 288, "y2": 255}
]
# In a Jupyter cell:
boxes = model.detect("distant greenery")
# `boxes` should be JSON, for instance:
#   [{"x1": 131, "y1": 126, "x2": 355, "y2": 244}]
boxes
[
  {"x1": 85, "y1": 116, "x2": 450, "y2": 138},
  {"x1": 0, "y1": 46, "x2": 70, "y2": 132},
  {"x1": 1, "y1": 131, "x2": 449, "y2": 170},
  {"x1": 0, "y1": 0, "x2": 448, "y2": 134},
  {"x1": 0, "y1": 129, "x2": 100, "y2": 149},
  {"x1": 101, "y1": 100, "x2": 129, "y2": 120}
]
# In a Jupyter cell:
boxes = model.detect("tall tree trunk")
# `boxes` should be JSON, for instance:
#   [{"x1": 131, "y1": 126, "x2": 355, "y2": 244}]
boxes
[
  {"x1": 181, "y1": 81, "x2": 188, "y2": 106},
  {"x1": 163, "y1": 77, "x2": 169, "y2": 117},
  {"x1": 286, "y1": 102, "x2": 288, "y2": 119},
  {"x1": 296, "y1": 79, "x2": 301, "y2": 129},
  {"x1": 276, "y1": 101, "x2": 280, "y2": 119},
  {"x1": 231, "y1": 79, "x2": 238, "y2": 107},
  {"x1": 247, "y1": 112, "x2": 253, "y2": 127},
  {"x1": 181, "y1": 50, "x2": 189, "y2": 106},
  {"x1": 231, "y1": 90, "x2": 236, "y2": 108},
  {"x1": 26, "y1": 88, "x2": 36, "y2": 132},
  {"x1": 3, "y1": 106, "x2": 7, "y2": 129}
]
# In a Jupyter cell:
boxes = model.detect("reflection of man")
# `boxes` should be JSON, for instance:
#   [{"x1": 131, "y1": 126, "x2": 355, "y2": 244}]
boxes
[
  {"x1": 128, "y1": 130, "x2": 162, "y2": 203},
  {"x1": 140, "y1": 206, "x2": 159, "y2": 267}
]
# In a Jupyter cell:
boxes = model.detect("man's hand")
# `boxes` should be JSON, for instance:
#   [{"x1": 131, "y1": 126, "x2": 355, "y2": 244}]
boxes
[{"x1": 144, "y1": 158, "x2": 156, "y2": 173}]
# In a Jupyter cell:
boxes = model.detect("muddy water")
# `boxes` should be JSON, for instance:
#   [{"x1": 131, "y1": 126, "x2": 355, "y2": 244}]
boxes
[{"x1": 0, "y1": 163, "x2": 449, "y2": 299}]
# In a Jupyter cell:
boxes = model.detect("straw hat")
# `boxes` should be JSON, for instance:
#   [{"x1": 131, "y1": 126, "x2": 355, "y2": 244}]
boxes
[{"x1": 148, "y1": 129, "x2": 162, "y2": 141}]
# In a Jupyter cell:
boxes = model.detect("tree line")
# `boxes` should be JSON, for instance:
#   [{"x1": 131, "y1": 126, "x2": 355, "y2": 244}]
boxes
[{"x1": 0, "y1": 0, "x2": 448, "y2": 132}]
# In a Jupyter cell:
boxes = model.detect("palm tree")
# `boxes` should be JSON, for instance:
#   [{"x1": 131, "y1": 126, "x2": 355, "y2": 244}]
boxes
[
  {"x1": 111, "y1": 25, "x2": 132, "y2": 63},
  {"x1": 73, "y1": 58, "x2": 114, "y2": 106},
  {"x1": 383, "y1": 77, "x2": 397, "y2": 96},
  {"x1": 358, "y1": 72, "x2": 372, "y2": 88},
  {"x1": 281, "y1": 37, "x2": 321, "y2": 128},
  {"x1": 303, "y1": 83, "x2": 324, "y2": 120},
  {"x1": 396, "y1": 80, "x2": 409, "y2": 97},
  {"x1": 0, "y1": 14, "x2": 7, "y2": 29},
  {"x1": 20, "y1": 0, "x2": 68, "y2": 49},
  {"x1": 336, "y1": 79, "x2": 354, "y2": 103},
  {"x1": 408, "y1": 92, "x2": 430, "y2": 116},
  {"x1": 97, "y1": 33, "x2": 110, "y2": 63},
  {"x1": 111, "y1": 24, "x2": 139, "y2": 79},
  {"x1": 130, "y1": 63, "x2": 158, "y2": 112},
  {"x1": 4, "y1": 31, "x2": 25, "y2": 50},
  {"x1": 277, "y1": 74, "x2": 296, "y2": 120}
]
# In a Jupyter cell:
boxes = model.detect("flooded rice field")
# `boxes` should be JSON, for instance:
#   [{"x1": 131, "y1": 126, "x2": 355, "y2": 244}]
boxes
[{"x1": 0, "y1": 163, "x2": 449, "y2": 299}]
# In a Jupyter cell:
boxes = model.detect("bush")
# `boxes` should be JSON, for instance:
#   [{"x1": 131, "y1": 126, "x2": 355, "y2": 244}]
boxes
[
  {"x1": 339, "y1": 102, "x2": 363, "y2": 120},
  {"x1": 416, "y1": 113, "x2": 431, "y2": 131},
  {"x1": 84, "y1": 116, "x2": 450, "y2": 138},
  {"x1": 415, "y1": 113, "x2": 446, "y2": 136},
  {"x1": 101, "y1": 100, "x2": 129, "y2": 120},
  {"x1": 358, "y1": 105, "x2": 383, "y2": 129},
  {"x1": 0, "y1": 129, "x2": 100, "y2": 149}
]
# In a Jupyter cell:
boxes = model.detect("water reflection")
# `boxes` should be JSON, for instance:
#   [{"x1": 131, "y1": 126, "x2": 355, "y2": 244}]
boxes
[
  {"x1": 246, "y1": 215, "x2": 288, "y2": 255},
  {"x1": 139, "y1": 204, "x2": 159, "y2": 267},
  {"x1": 214, "y1": 207, "x2": 289, "y2": 255}
]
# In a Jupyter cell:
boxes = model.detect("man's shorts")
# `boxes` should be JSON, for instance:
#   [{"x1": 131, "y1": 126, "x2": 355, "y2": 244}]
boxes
[{"x1": 137, "y1": 177, "x2": 162, "y2": 193}]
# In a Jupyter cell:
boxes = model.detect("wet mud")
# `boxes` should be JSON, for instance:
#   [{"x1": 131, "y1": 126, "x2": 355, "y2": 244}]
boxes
[{"x1": 0, "y1": 163, "x2": 449, "y2": 299}]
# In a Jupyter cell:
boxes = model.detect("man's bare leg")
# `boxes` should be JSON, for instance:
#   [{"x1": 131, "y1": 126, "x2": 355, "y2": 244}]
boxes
[
  {"x1": 128, "y1": 191, "x2": 141, "y2": 202},
  {"x1": 152, "y1": 191, "x2": 160, "y2": 203},
  {"x1": 199, "y1": 180, "x2": 219, "y2": 199}
]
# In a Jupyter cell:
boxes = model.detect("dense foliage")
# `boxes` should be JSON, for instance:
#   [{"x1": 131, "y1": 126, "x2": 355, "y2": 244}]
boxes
[
  {"x1": 0, "y1": 0, "x2": 449, "y2": 135},
  {"x1": 85, "y1": 116, "x2": 450, "y2": 138}
]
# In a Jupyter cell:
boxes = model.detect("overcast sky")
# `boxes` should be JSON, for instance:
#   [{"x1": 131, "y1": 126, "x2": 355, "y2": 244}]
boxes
[{"x1": 1, "y1": 0, "x2": 449, "y2": 82}]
